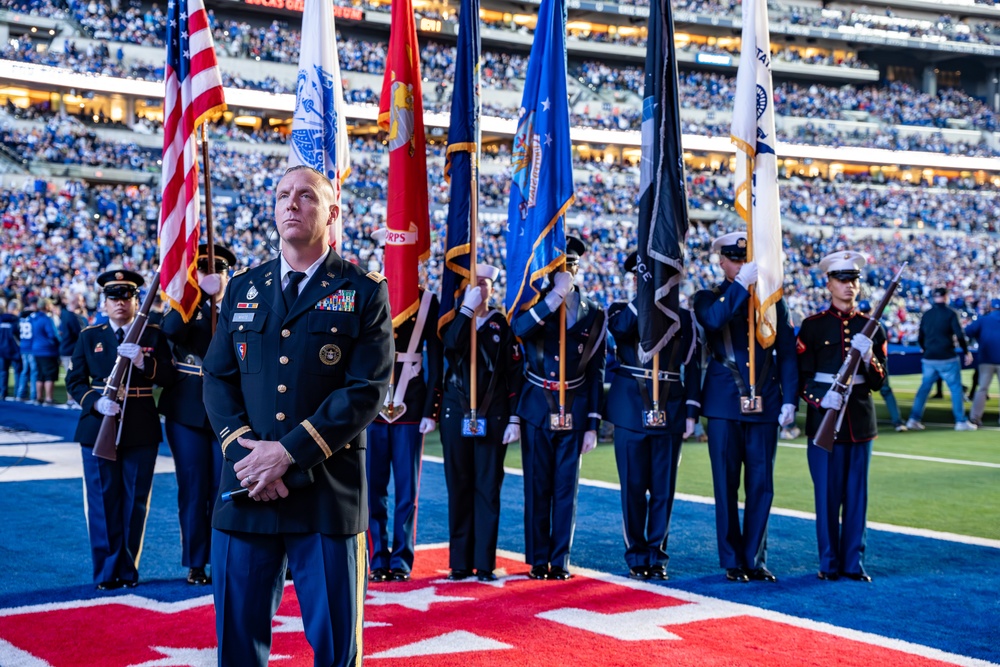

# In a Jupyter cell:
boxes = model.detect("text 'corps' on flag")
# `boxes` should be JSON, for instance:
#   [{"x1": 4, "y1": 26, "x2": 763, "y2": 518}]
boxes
[
  {"x1": 158, "y1": 0, "x2": 226, "y2": 322},
  {"x1": 379, "y1": 0, "x2": 431, "y2": 325},
  {"x1": 636, "y1": 0, "x2": 690, "y2": 363},
  {"x1": 288, "y1": 0, "x2": 351, "y2": 249},
  {"x1": 731, "y1": 0, "x2": 783, "y2": 347},
  {"x1": 503, "y1": 0, "x2": 574, "y2": 319}
]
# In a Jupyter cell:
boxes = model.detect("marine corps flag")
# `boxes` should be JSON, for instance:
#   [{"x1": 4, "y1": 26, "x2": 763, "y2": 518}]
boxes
[
  {"x1": 439, "y1": 0, "x2": 482, "y2": 336},
  {"x1": 379, "y1": 0, "x2": 430, "y2": 325},
  {"x1": 288, "y1": 0, "x2": 351, "y2": 249},
  {"x1": 732, "y1": 0, "x2": 783, "y2": 347},
  {"x1": 504, "y1": 0, "x2": 574, "y2": 319},
  {"x1": 636, "y1": 0, "x2": 690, "y2": 362}
]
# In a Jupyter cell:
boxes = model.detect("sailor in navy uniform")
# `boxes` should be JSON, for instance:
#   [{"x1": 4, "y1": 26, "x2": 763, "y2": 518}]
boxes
[
  {"x1": 606, "y1": 251, "x2": 701, "y2": 581},
  {"x1": 512, "y1": 236, "x2": 606, "y2": 581},
  {"x1": 158, "y1": 244, "x2": 236, "y2": 585},
  {"x1": 798, "y1": 251, "x2": 886, "y2": 583},
  {"x1": 439, "y1": 264, "x2": 524, "y2": 582},
  {"x1": 692, "y1": 232, "x2": 798, "y2": 583},
  {"x1": 66, "y1": 270, "x2": 176, "y2": 590},
  {"x1": 365, "y1": 229, "x2": 444, "y2": 582},
  {"x1": 203, "y1": 166, "x2": 393, "y2": 667}
]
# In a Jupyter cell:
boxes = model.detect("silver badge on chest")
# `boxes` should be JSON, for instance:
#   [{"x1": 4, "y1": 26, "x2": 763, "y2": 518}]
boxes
[{"x1": 246, "y1": 285, "x2": 258, "y2": 300}]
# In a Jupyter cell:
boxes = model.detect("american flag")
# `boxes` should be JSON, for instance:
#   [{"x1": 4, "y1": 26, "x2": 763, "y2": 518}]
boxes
[{"x1": 158, "y1": 0, "x2": 226, "y2": 322}]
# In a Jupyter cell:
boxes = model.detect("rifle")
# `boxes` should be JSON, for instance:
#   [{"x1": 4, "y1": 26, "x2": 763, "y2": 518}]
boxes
[
  {"x1": 92, "y1": 271, "x2": 161, "y2": 461},
  {"x1": 813, "y1": 264, "x2": 906, "y2": 452}
]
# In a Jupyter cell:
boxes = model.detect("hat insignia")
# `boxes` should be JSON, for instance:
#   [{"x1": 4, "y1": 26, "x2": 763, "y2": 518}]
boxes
[
  {"x1": 737, "y1": 238, "x2": 747, "y2": 248},
  {"x1": 115, "y1": 272, "x2": 124, "y2": 280}
]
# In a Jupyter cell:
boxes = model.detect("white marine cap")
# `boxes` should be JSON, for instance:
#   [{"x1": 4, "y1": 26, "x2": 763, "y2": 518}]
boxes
[
  {"x1": 475, "y1": 264, "x2": 501, "y2": 281},
  {"x1": 711, "y1": 231, "x2": 748, "y2": 259},
  {"x1": 370, "y1": 228, "x2": 387, "y2": 247},
  {"x1": 818, "y1": 250, "x2": 866, "y2": 279}
]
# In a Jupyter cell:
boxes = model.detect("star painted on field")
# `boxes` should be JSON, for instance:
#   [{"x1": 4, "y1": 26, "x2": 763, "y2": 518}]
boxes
[
  {"x1": 129, "y1": 646, "x2": 219, "y2": 667},
  {"x1": 366, "y1": 586, "x2": 474, "y2": 612},
  {"x1": 272, "y1": 615, "x2": 303, "y2": 633},
  {"x1": 541, "y1": 98, "x2": 551, "y2": 111}
]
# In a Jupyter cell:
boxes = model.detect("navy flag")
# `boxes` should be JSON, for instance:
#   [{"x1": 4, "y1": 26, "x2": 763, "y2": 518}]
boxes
[
  {"x1": 439, "y1": 0, "x2": 482, "y2": 336},
  {"x1": 503, "y1": 0, "x2": 574, "y2": 319},
  {"x1": 636, "y1": 0, "x2": 690, "y2": 362}
]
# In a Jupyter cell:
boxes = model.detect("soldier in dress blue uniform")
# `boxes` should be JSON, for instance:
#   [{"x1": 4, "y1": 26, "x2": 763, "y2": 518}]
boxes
[
  {"x1": 692, "y1": 232, "x2": 798, "y2": 583},
  {"x1": 366, "y1": 228, "x2": 444, "y2": 583},
  {"x1": 512, "y1": 236, "x2": 606, "y2": 581},
  {"x1": 158, "y1": 244, "x2": 236, "y2": 585},
  {"x1": 606, "y1": 251, "x2": 701, "y2": 580},
  {"x1": 202, "y1": 166, "x2": 393, "y2": 667},
  {"x1": 439, "y1": 264, "x2": 524, "y2": 582},
  {"x1": 66, "y1": 269, "x2": 176, "y2": 590},
  {"x1": 798, "y1": 251, "x2": 886, "y2": 583}
]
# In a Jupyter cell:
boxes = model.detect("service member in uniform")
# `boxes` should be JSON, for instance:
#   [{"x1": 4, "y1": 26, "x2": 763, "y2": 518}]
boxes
[
  {"x1": 158, "y1": 244, "x2": 236, "y2": 585},
  {"x1": 606, "y1": 251, "x2": 700, "y2": 580},
  {"x1": 797, "y1": 251, "x2": 886, "y2": 582},
  {"x1": 512, "y1": 236, "x2": 606, "y2": 581},
  {"x1": 692, "y1": 232, "x2": 798, "y2": 583},
  {"x1": 439, "y1": 264, "x2": 524, "y2": 582},
  {"x1": 66, "y1": 270, "x2": 176, "y2": 590},
  {"x1": 203, "y1": 166, "x2": 393, "y2": 667},
  {"x1": 366, "y1": 257, "x2": 443, "y2": 582}
]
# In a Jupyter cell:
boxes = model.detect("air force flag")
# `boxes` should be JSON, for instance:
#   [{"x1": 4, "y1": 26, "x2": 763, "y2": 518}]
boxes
[{"x1": 289, "y1": 0, "x2": 351, "y2": 248}]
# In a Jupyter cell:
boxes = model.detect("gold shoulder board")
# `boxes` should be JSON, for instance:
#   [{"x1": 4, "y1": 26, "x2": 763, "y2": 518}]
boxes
[
  {"x1": 366, "y1": 271, "x2": 387, "y2": 284},
  {"x1": 232, "y1": 267, "x2": 250, "y2": 277}
]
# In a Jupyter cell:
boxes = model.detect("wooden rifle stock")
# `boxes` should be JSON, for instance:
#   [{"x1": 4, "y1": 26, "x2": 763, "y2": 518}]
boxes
[
  {"x1": 92, "y1": 271, "x2": 161, "y2": 461},
  {"x1": 813, "y1": 264, "x2": 906, "y2": 452}
]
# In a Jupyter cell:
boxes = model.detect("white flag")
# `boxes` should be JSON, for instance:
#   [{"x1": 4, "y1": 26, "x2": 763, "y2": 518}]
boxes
[
  {"x1": 731, "y1": 0, "x2": 783, "y2": 348},
  {"x1": 289, "y1": 0, "x2": 351, "y2": 248}
]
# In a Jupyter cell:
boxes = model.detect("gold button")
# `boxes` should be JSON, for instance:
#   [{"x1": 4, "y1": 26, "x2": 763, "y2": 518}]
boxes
[
  {"x1": 345, "y1": 443, "x2": 351, "y2": 449},
  {"x1": 550, "y1": 372, "x2": 556, "y2": 377},
  {"x1": 331, "y1": 326, "x2": 338, "y2": 333},
  {"x1": 276, "y1": 412, "x2": 285, "y2": 421},
  {"x1": 282, "y1": 329, "x2": 291, "y2": 338},
  {"x1": 277, "y1": 384, "x2": 287, "y2": 393},
  {"x1": 238, "y1": 325, "x2": 244, "y2": 331},
  {"x1": 280, "y1": 356, "x2": 289, "y2": 365},
  {"x1": 554, "y1": 355, "x2": 560, "y2": 361}
]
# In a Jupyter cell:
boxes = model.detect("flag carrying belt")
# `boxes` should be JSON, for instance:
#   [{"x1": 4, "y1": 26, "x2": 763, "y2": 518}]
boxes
[
  {"x1": 526, "y1": 310, "x2": 605, "y2": 415},
  {"x1": 618, "y1": 340, "x2": 680, "y2": 416}
]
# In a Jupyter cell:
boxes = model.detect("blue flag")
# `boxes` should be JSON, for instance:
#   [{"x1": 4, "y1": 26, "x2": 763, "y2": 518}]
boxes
[
  {"x1": 439, "y1": 0, "x2": 481, "y2": 336},
  {"x1": 504, "y1": 0, "x2": 574, "y2": 319},
  {"x1": 636, "y1": 0, "x2": 690, "y2": 361}
]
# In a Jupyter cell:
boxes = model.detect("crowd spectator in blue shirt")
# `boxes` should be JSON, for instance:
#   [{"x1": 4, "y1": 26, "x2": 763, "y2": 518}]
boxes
[
  {"x1": 0, "y1": 298, "x2": 20, "y2": 400},
  {"x1": 16, "y1": 298, "x2": 37, "y2": 402},
  {"x1": 30, "y1": 298, "x2": 60, "y2": 405},
  {"x1": 965, "y1": 298, "x2": 1000, "y2": 427}
]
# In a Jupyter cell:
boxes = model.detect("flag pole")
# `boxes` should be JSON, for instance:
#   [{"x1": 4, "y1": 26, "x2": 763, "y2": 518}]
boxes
[
  {"x1": 558, "y1": 258, "x2": 567, "y2": 421},
  {"x1": 200, "y1": 123, "x2": 217, "y2": 334},
  {"x1": 745, "y1": 154, "x2": 756, "y2": 392},
  {"x1": 468, "y1": 154, "x2": 479, "y2": 418}
]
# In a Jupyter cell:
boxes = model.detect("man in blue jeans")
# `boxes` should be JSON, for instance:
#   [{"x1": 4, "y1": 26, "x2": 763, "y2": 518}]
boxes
[{"x1": 906, "y1": 287, "x2": 976, "y2": 432}]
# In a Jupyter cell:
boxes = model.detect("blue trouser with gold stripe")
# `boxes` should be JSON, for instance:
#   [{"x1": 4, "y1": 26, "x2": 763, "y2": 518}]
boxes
[
  {"x1": 808, "y1": 440, "x2": 872, "y2": 576},
  {"x1": 212, "y1": 529, "x2": 365, "y2": 667}
]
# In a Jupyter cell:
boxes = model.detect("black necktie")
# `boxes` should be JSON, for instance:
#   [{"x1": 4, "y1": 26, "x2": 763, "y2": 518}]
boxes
[
  {"x1": 283, "y1": 271, "x2": 306, "y2": 310},
  {"x1": 115, "y1": 328, "x2": 125, "y2": 345}
]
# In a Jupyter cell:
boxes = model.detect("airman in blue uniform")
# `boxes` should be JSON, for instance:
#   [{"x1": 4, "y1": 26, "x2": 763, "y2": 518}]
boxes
[
  {"x1": 692, "y1": 232, "x2": 798, "y2": 583},
  {"x1": 606, "y1": 251, "x2": 701, "y2": 580},
  {"x1": 512, "y1": 236, "x2": 606, "y2": 581}
]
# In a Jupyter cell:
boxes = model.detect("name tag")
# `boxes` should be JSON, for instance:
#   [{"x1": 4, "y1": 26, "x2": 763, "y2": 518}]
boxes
[
  {"x1": 316, "y1": 290, "x2": 356, "y2": 312},
  {"x1": 232, "y1": 313, "x2": 255, "y2": 323}
]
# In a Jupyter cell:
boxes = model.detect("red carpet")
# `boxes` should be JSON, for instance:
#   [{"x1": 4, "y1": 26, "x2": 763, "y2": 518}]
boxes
[{"x1": 0, "y1": 546, "x2": 975, "y2": 666}]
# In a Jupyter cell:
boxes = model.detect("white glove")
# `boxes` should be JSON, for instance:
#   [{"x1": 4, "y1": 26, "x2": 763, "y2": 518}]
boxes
[
  {"x1": 418, "y1": 418, "x2": 436, "y2": 435},
  {"x1": 820, "y1": 390, "x2": 844, "y2": 411},
  {"x1": 199, "y1": 272, "x2": 222, "y2": 296},
  {"x1": 117, "y1": 342, "x2": 145, "y2": 370},
  {"x1": 683, "y1": 418, "x2": 695, "y2": 439},
  {"x1": 733, "y1": 261, "x2": 758, "y2": 289},
  {"x1": 778, "y1": 403, "x2": 796, "y2": 427},
  {"x1": 851, "y1": 334, "x2": 873, "y2": 364},
  {"x1": 581, "y1": 430, "x2": 598, "y2": 454},
  {"x1": 96, "y1": 396, "x2": 120, "y2": 416},
  {"x1": 461, "y1": 284, "x2": 483, "y2": 312},
  {"x1": 502, "y1": 423, "x2": 521, "y2": 444}
]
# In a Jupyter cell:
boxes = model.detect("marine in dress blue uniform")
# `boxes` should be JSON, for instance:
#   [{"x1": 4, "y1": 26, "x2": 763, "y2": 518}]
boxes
[
  {"x1": 798, "y1": 251, "x2": 886, "y2": 582},
  {"x1": 512, "y1": 237, "x2": 606, "y2": 581},
  {"x1": 203, "y1": 167, "x2": 393, "y2": 667},
  {"x1": 439, "y1": 265, "x2": 524, "y2": 581},
  {"x1": 65, "y1": 270, "x2": 176, "y2": 590},
  {"x1": 158, "y1": 244, "x2": 235, "y2": 585},
  {"x1": 606, "y1": 251, "x2": 701, "y2": 580},
  {"x1": 692, "y1": 232, "x2": 798, "y2": 583}
]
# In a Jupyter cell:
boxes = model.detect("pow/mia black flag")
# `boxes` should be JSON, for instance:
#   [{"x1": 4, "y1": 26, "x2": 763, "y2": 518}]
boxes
[{"x1": 636, "y1": 0, "x2": 690, "y2": 362}]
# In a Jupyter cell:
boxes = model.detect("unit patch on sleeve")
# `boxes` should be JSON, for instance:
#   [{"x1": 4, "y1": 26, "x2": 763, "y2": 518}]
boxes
[{"x1": 316, "y1": 290, "x2": 356, "y2": 312}]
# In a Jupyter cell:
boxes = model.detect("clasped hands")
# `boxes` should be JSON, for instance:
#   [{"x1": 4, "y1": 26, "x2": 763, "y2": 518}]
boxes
[{"x1": 233, "y1": 437, "x2": 293, "y2": 502}]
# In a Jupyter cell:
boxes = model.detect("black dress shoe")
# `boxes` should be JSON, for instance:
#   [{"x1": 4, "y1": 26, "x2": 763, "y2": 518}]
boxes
[
  {"x1": 389, "y1": 569, "x2": 411, "y2": 582},
  {"x1": 549, "y1": 566, "x2": 573, "y2": 581},
  {"x1": 748, "y1": 567, "x2": 777, "y2": 583},
  {"x1": 285, "y1": 568, "x2": 293, "y2": 581},
  {"x1": 96, "y1": 579, "x2": 124, "y2": 591},
  {"x1": 187, "y1": 567, "x2": 210, "y2": 585},
  {"x1": 843, "y1": 571, "x2": 872, "y2": 582},
  {"x1": 817, "y1": 571, "x2": 839, "y2": 581},
  {"x1": 447, "y1": 569, "x2": 473, "y2": 581},
  {"x1": 528, "y1": 565, "x2": 549, "y2": 580},
  {"x1": 121, "y1": 579, "x2": 139, "y2": 588},
  {"x1": 726, "y1": 568, "x2": 750, "y2": 583},
  {"x1": 628, "y1": 566, "x2": 650, "y2": 580},
  {"x1": 476, "y1": 570, "x2": 498, "y2": 582},
  {"x1": 369, "y1": 567, "x2": 391, "y2": 582},
  {"x1": 647, "y1": 565, "x2": 669, "y2": 580}
]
